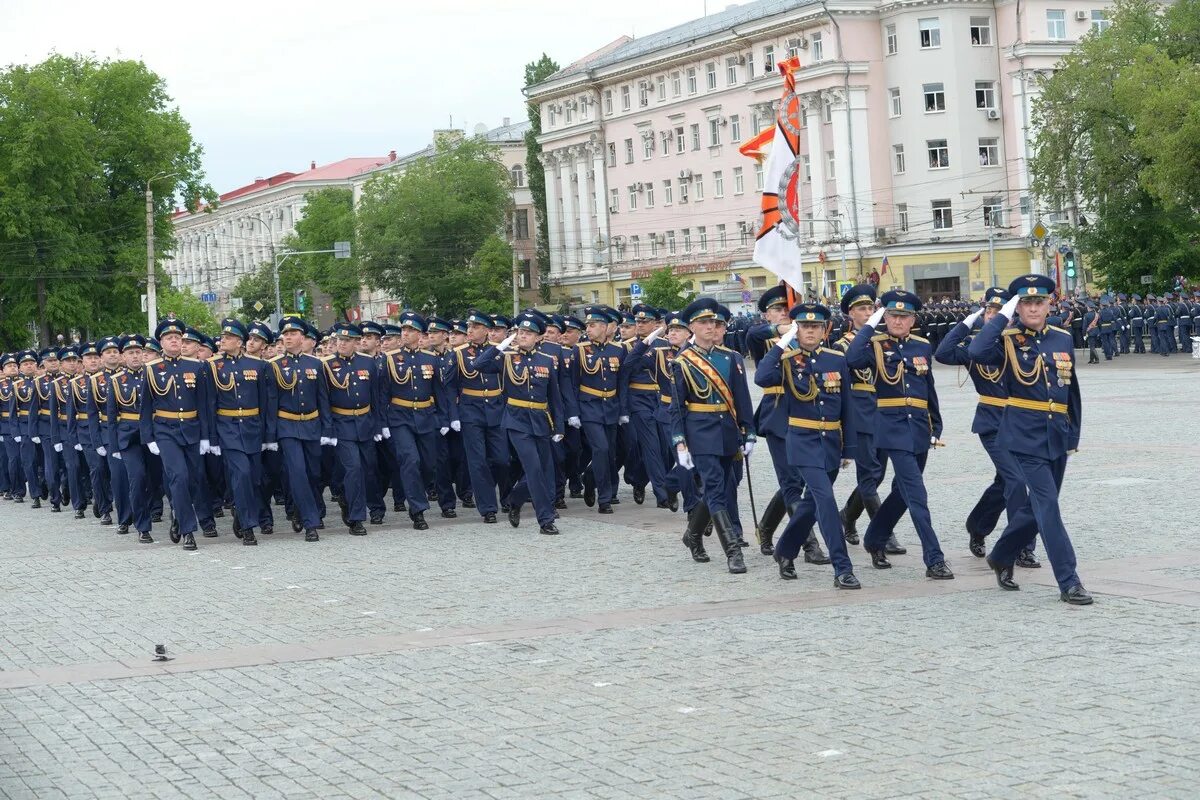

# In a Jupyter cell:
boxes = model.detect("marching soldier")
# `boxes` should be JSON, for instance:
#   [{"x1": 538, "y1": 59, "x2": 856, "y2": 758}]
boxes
[
  {"x1": 49, "y1": 347, "x2": 86, "y2": 518},
  {"x1": 14, "y1": 351, "x2": 41, "y2": 506},
  {"x1": 33, "y1": 348, "x2": 65, "y2": 511},
  {"x1": 1, "y1": 354, "x2": 24, "y2": 501},
  {"x1": 89, "y1": 338, "x2": 123, "y2": 526},
  {"x1": 322, "y1": 322, "x2": 382, "y2": 536},
  {"x1": 69, "y1": 342, "x2": 110, "y2": 522},
  {"x1": 424, "y1": 315, "x2": 459, "y2": 519},
  {"x1": 452, "y1": 310, "x2": 509, "y2": 524},
  {"x1": 570, "y1": 306, "x2": 625, "y2": 513},
  {"x1": 620, "y1": 304, "x2": 677, "y2": 510},
  {"x1": 109, "y1": 335, "x2": 154, "y2": 543}
]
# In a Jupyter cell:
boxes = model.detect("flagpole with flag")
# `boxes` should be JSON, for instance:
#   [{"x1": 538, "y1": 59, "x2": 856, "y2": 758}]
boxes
[{"x1": 739, "y1": 57, "x2": 804, "y2": 306}]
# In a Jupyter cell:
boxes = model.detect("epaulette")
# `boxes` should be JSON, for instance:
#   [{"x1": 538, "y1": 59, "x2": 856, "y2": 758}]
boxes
[
  {"x1": 714, "y1": 344, "x2": 734, "y2": 353},
  {"x1": 181, "y1": 357, "x2": 201, "y2": 363},
  {"x1": 1048, "y1": 325, "x2": 1070, "y2": 335},
  {"x1": 269, "y1": 354, "x2": 285, "y2": 362},
  {"x1": 909, "y1": 334, "x2": 930, "y2": 344},
  {"x1": 871, "y1": 333, "x2": 890, "y2": 342},
  {"x1": 453, "y1": 342, "x2": 472, "y2": 352},
  {"x1": 575, "y1": 342, "x2": 591, "y2": 352},
  {"x1": 206, "y1": 354, "x2": 222, "y2": 362},
  {"x1": 242, "y1": 354, "x2": 264, "y2": 362},
  {"x1": 818, "y1": 347, "x2": 845, "y2": 358},
  {"x1": 319, "y1": 354, "x2": 335, "y2": 362},
  {"x1": 420, "y1": 348, "x2": 438, "y2": 356},
  {"x1": 1001, "y1": 328, "x2": 1020, "y2": 337},
  {"x1": 143, "y1": 358, "x2": 162, "y2": 367}
]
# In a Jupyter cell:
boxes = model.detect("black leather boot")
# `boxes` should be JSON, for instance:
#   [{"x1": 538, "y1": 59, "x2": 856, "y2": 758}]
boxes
[
  {"x1": 802, "y1": 530, "x2": 831, "y2": 565},
  {"x1": 840, "y1": 490, "x2": 863, "y2": 545},
  {"x1": 756, "y1": 491, "x2": 786, "y2": 556},
  {"x1": 242, "y1": 528, "x2": 258, "y2": 546},
  {"x1": 181, "y1": 532, "x2": 197, "y2": 551},
  {"x1": 682, "y1": 504, "x2": 710, "y2": 563},
  {"x1": 712, "y1": 510, "x2": 746, "y2": 574}
]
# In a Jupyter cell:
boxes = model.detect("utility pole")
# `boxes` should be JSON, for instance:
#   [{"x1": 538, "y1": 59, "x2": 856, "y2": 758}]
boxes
[
  {"x1": 511, "y1": 210, "x2": 520, "y2": 316},
  {"x1": 145, "y1": 183, "x2": 156, "y2": 337},
  {"x1": 988, "y1": 229, "x2": 997, "y2": 289}
]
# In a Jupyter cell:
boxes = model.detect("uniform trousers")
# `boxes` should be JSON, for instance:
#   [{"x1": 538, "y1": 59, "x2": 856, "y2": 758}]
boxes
[
  {"x1": 42, "y1": 441, "x2": 63, "y2": 504},
  {"x1": 432, "y1": 433, "x2": 456, "y2": 513},
  {"x1": 21, "y1": 439, "x2": 42, "y2": 499},
  {"x1": 581, "y1": 421, "x2": 617, "y2": 503},
  {"x1": 279, "y1": 438, "x2": 322, "y2": 530},
  {"x1": 966, "y1": 431, "x2": 1039, "y2": 550},
  {"x1": 389, "y1": 425, "x2": 436, "y2": 515},
  {"x1": 765, "y1": 434, "x2": 805, "y2": 509},
  {"x1": 692, "y1": 453, "x2": 736, "y2": 515},
  {"x1": 62, "y1": 444, "x2": 86, "y2": 511},
  {"x1": 505, "y1": 430, "x2": 556, "y2": 527},
  {"x1": 117, "y1": 445, "x2": 153, "y2": 534},
  {"x1": 656, "y1": 421, "x2": 699, "y2": 512},
  {"x1": 630, "y1": 406, "x2": 670, "y2": 504},
  {"x1": 334, "y1": 439, "x2": 373, "y2": 524},
  {"x1": 989, "y1": 454, "x2": 1080, "y2": 592},
  {"x1": 774, "y1": 465, "x2": 852, "y2": 575},
  {"x1": 223, "y1": 448, "x2": 264, "y2": 531},
  {"x1": 1132, "y1": 325, "x2": 1145, "y2": 353},
  {"x1": 862, "y1": 449, "x2": 946, "y2": 568},
  {"x1": 5, "y1": 438, "x2": 25, "y2": 497},
  {"x1": 461, "y1": 419, "x2": 508, "y2": 516},
  {"x1": 157, "y1": 439, "x2": 205, "y2": 536},
  {"x1": 259, "y1": 449, "x2": 282, "y2": 528},
  {"x1": 853, "y1": 432, "x2": 887, "y2": 499},
  {"x1": 106, "y1": 450, "x2": 131, "y2": 525}
]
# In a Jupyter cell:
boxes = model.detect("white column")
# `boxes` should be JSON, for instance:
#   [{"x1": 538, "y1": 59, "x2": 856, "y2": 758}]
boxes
[
  {"x1": 827, "y1": 87, "x2": 872, "y2": 247},
  {"x1": 803, "y1": 93, "x2": 826, "y2": 242},
  {"x1": 575, "y1": 149, "x2": 594, "y2": 272},
  {"x1": 558, "y1": 154, "x2": 578, "y2": 273},
  {"x1": 591, "y1": 142, "x2": 609, "y2": 276},
  {"x1": 542, "y1": 150, "x2": 564, "y2": 278}
]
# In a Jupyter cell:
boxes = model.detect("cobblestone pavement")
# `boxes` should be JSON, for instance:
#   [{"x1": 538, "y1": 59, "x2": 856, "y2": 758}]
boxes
[{"x1": 2, "y1": 356, "x2": 1198, "y2": 799}]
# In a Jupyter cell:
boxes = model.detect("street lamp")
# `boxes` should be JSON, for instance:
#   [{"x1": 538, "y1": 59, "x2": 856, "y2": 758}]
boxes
[{"x1": 145, "y1": 171, "x2": 178, "y2": 336}]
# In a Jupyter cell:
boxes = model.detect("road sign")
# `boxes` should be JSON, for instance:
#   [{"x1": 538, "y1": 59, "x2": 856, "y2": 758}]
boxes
[
  {"x1": 253, "y1": 301, "x2": 265, "y2": 312},
  {"x1": 629, "y1": 283, "x2": 642, "y2": 299},
  {"x1": 1141, "y1": 274, "x2": 1153, "y2": 285},
  {"x1": 837, "y1": 281, "x2": 854, "y2": 297},
  {"x1": 230, "y1": 297, "x2": 243, "y2": 310},
  {"x1": 1031, "y1": 220, "x2": 1048, "y2": 240},
  {"x1": 200, "y1": 292, "x2": 217, "y2": 304},
  {"x1": 741, "y1": 290, "x2": 752, "y2": 303},
  {"x1": 334, "y1": 241, "x2": 352, "y2": 259}
]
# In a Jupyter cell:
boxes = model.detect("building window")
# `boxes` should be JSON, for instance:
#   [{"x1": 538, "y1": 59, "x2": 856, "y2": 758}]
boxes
[
  {"x1": 683, "y1": 228, "x2": 692, "y2": 251},
  {"x1": 764, "y1": 45, "x2": 775, "y2": 74},
  {"x1": 822, "y1": 99, "x2": 833, "y2": 124},
  {"x1": 978, "y1": 137, "x2": 1000, "y2": 166},
  {"x1": 709, "y1": 118, "x2": 722, "y2": 147},
  {"x1": 565, "y1": 104, "x2": 573, "y2": 124},
  {"x1": 733, "y1": 167, "x2": 745, "y2": 195},
  {"x1": 510, "y1": 164, "x2": 525, "y2": 187},
  {"x1": 927, "y1": 139, "x2": 950, "y2": 169},
  {"x1": 604, "y1": 90, "x2": 613, "y2": 115},
  {"x1": 923, "y1": 82, "x2": 946, "y2": 112},
  {"x1": 893, "y1": 144, "x2": 906, "y2": 174},
  {"x1": 671, "y1": 72, "x2": 682, "y2": 97},
  {"x1": 746, "y1": 52, "x2": 755, "y2": 78},
  {"x1": 801, "y1": 155, "x2": 811, "y2": 182},
  {"x1": 687, "y1": 67, "x2": 697, "y2": 94},
  {"x1": 932, "y1": 199, "x2": 953, "y2": 229},
  {"x1": 704, "y1": 62, "x2": 717, "y2": 90},
  {"x1": 755, "y1": 161, "x2": 765, "y2": 190},
  {"x1": 643, "y1": 135, "x2": 654, "y2": 159},
  {"x1": 897, "y1": 203, "x2": 909, "y2": 232},
  {"x1": 886, "y1": 24, "x2": 898, "y2": 55},
  {"x1": 679, "y1": 181, "x2": 689, "y2": 204},
  {"x1": 698, "y1": 226, "x2": 708, "y2": 252},
  {"x1": 826, "y1": 150, "x2": 836, "y2": 179},
  {"x1": 889, "y1": 87, "x2": 902, "y2": 117},
  {"x1": 645, "y1": 184, "x2": 655, "y2": 207},
  {"x1": 631, "y1": 235, "x2": 640, "y2": 259},
  {"x1": 983, "y1": 197, "x2": 1003, "y2": 227},
  {"x1": 663, "y1": 180, "x2": 673, "y2": 205},
  {"x1": 717, "y1": 223, "x2": 727, "y2": 248},
  {"x1": 629, "y1": 186, "x2": 638, "y2": 210},
  {"x1": 975, "y1": 81, "x2": 996, "y2": 110},
  {"x1": 714, "y1": 170, "x2": 725, "y2": 197},
  {"x1": 970, "y1": 16, "x2": 992, "y2": 45},
  {"x1": 660, "y1": 131, "x2": 671, "y2": 155},
  {"x1": 609, "y1": 188, "x2": 619, "y2": 213},
  {"x1": 726, "y1": 58, "x2": 738, "y2": 86},
  {"x1": 674, "y1": 126, "x2": 685, "y2": 154},
  {"x1": 730, "y1": 114, "x2": 741, "y2": 142},
  {"x1": 657, "y1": 75, "x2": 666, "y2": 101},
  {"x1": 624, "y1": 138, "x2": 634, "y2": 164},
  {"x1": 650, "y1": 233, "x2": 659, "y2": 257},
  {"x1": 690, "y1": 123, "x2": 701, "y2": 151},
  {"x1": 621, "y1": 86, "x2": 631, "y2": 111},
  {"x1": 811, "y1": 32, "x2": 824, "y2": 61},
  {"x1": 548, "y1": 106, "x2": 557, "y2": 127},
  {"x1": 919, "y1": 18, "x2": 941, "y2": 48},
  {"x1": 667, "y1": 230, "x2": 676, "y2": 254},
  {"x1": 694, "y1": 175, "x2": 704, "y2": 201},
  {"x1": 607, "y1": 142, "x2": 616, "y2": 168},
  {"x1": 639, "y1": 82, "x2": 650, "y2": 107},
  {"x1": 1091, "y1": 10, "x2": 1111, "y2": 33},
  {"x1": 1047, "y1": 10, "x2": 1066, "y2": 39}
]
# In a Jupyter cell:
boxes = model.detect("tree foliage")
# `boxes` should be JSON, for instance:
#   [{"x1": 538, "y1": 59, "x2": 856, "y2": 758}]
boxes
[
  {"x1": 1031, "y1": 0, "x2": 1200, "y2": 291},
  {"x1": 0, "y1": 54, "x2": 214, "y2": 349},
  {"x1": 231, "y1": 259, "x2": 308, "y2": 322},
  {"x1": 280, "y1": 186, "x2": 360, "y2": 316},
  {"x1": 356, "y1": 135, "x2": 513, "y2": 315},
  {"x1": 640, "y1": 267, "x2": 695, "y2": 311},
  {"x1": 524, "y1": 54, "x2": 560, "y2": 302}
]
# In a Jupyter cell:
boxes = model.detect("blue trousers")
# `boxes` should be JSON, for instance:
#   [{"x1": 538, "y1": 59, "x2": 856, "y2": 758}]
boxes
[
  {"x1": 967, "y1": 431, "x2": 1038, "y2": 550},
  {"x1": 1158, "y1": 324, "x2": 1176, "y2": 353},
  {"x1": 863, "y1": 449, "x2": 945, "y2": 567},
  {"x1": 853, "y1": 432, "x2": 887, "y2": 499},
  {"x1": 581, "y1": 421, "x2": 617, "y2": 504},
  {"x1": 1181, "y1": 323, "x2": 1194, "y2": 353},
  {"x1": 63, "y1": 445, "x2": 86, "y2": 511},
  {"x1": 618, "y1": 418, "x2": 645, "y2": 490},
  {"x1": 21, "y1": 439, "x2": 42, "y2": 499},
  {"x1": 5, "y1": 438, "x2": 24, "y2": 497},
  {"x1": 333, "y1": 439, "x2": 374, "y2": 524},
  {"x1": 506, "y1": 430, "x2": 555, "y2": 527},
  {"x1": 259, "y1": 448, "x2": 282, "y2": 528},
  {"x1": 42, "y1": 441, "x2": 63, "y2": 504},
  {"x1": 118, "y1": 445, "x2": 153, "y2": 534},
  {"x1": 157, "y1": 439, "x2": 205, "y2": 536},
  {"x1": 1132, "y1": 326, "x2": 1145, "y2": 353},
  {"x1": 390, "y1": 424, "x2": 436, "y2": 515},
  {"x1": 656, "y1": 420, "x2": 698, "y2": 512},
  {"x1": 1100, "y1": 331, "x2": 1116, "y2": 359},
  {"x1": 693, "y1": 453, "x2": 736, "y2": 515},
  {"x1": 461, "y1": 420, "x2": 508, "y2": 516},
  {"x1": 775, "y1": 465, "x2": 853, "y2": 575},
  {"x1": 631, "y1": 408, "x2": 670, "y2": 504},
  {"x1": 989, "y1": 454, "x2": 1080, "y2": 592},
  {"x1": 279, "y1": 438, "x2": 322, "y2": 530},
  {"x1": 224, "y1": 448, "x2": 264, "y2": 531},
  {"x1": 106, "y1": 450, "x2": 131, "y2": 525},
  {"x1": 766, "y1": 434, "x2": 804, "y2": 508},
  {"x1": 432, "y1": 433, "x2": 456, "y2": 513}
]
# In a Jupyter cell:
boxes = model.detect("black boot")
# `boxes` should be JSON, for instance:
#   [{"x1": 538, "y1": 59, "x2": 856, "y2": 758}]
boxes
[
  {"x1": 756, "y1": 491, "x2": 786, "y2": 556},
  {"x1": 31, "y1": 497, "x2": 41, "y2": 509},
  {"x1": 712, "y1": 510, "x2": 746, "y2": 574},
  {"x1": 802, "y1": 530, "x2": 831, "y2": 565},
  {"x1": 181, "y1": 532, "x2": 197, "y2": 551},
  {"x1": 349, "y1": 521, "x2": 367, "y2": 536},
  {"x1": 138, "y1": 531, "x2": 154, "y2": 544},
  {"x1": 231, "y1": 507, "x2": 243, "y2": 539},
  {"x1": 682, "y1": 504, "x2": 710, "y2": 563},
  {"x1": 840, "y1": 490, "x2": 863, "y2": 545},
  {"x1": 411, "y1": 512, "x2": 428, "y2": 531},
  {"x1": 242, "y1": 528, "x2": 258, "y2": 546},
  {"x1": 304, "y1": 528, "x2": 320, "y2": 542}
]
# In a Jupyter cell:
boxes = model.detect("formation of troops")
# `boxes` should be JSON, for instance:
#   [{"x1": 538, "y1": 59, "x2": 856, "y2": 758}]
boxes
[{"x1": 0, "y1": 271, "x2": 1104, "y2": 605}]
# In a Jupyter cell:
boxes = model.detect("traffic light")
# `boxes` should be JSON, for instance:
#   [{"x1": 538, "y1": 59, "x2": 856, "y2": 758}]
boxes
[
  {"x1": 1064, "y1": 251, "x2": 1077, "y2": 279},
  {"x1": 294, "y1": 288, "x2": 307, "y2": 312}
]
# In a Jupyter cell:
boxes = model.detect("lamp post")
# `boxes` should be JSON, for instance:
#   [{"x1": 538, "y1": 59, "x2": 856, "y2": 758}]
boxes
[{"x1": 145, "y1": 171, "x2": 178, "y2": 336}]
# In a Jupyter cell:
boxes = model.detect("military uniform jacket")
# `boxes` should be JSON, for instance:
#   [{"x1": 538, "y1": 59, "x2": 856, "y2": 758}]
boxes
[
  {"x1": 745, "y1": 324, "x2": 788, "y2": 439},
  {"x1": 620, "y1": 338, "x2": 670, "y2": 419},
  {"x1": 1130, "y1": 304, "x2": 1145, "y2": 328},
  {"x1": 87, "y1": 369, "x2": 117, "y2": 449},
  {"x1": 571, "y1": 339, "x2": 625, "y2": 425},
  {"x1": 48, "y1": 375, "x2": 73, "y2": 448},
  {"x1": 669, "y1": 344, "x2": 755, "y2": 457},
  {"x1": 934, "y1": 321, "x2": 1008, "y2": 436},
  {"x1": 379, "y1": 347, "x2": 453, "y2": 434},
  {"x1": 64, "y1": 373, "x2": 98, "y2": 450},
  {"x1": 451, "y1": 342, "x2": 506, "y2": 427},
  {"x1": 322, "y1": 352, "x2": 380, "y2": 443},
  {"x1": 846, "y1": 325, "x2": 943, "y2": 454},
  {"x1": 0, "y1": 377, "x2": 13, "y2": 438},
  {"x1": 470, "y1": 345, "x2": 563, "y2": 437},
  {"x1": 108, "y1": 368, "x2": 145, "y2": 453},
  {"x1": 754, "y1": 343, "x2": 856, "y2": 470},
  {"x1": 1155, "y1": 304, "x2": 1175, "y2": 326},
  {"x1": 210, "y1": 353, "x2": 270, "y2": 452},
  {"x1": 537, "y1": 340, "x2": 579, "y2": 420},
  {"x1": 968, "y1": 317, "x2": 1081, "y2": 460},
  {"x1": 140, "y1": 356, "x2": 212, "y2": 447},
  {"x1": 265, "y1": 352, "x2": 331, "y2": 442},
  {"x1": 32, "y1": 374, "x2": 57, "y2": 437},
  {"x1": 12, "y1": 376, "x2": 35, "y2": 438},
  {"x1": 652, "y1": 344, "x2": 682, "y2": 426},
  {"x1": 833, "y1": 328, "x2": 879, "y2": 437}
]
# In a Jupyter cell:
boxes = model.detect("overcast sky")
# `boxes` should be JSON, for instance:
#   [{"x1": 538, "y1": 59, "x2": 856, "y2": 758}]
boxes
[{"x1": 1, "y1": 0, "x2": 727, "y2": 193}]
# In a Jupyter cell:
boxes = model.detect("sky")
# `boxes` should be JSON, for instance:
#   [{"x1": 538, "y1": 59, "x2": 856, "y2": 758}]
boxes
[{"x1": 0, "y1": 0, "x2": 729, "y2": 193}]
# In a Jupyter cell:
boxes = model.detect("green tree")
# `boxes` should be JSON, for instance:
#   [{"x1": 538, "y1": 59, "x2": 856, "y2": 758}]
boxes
[
  {"x1": 231, "y1": 259, "x2": 308, "y2": 322},
  {"x1": 524, "y1": 54, "x2": 560, "y2": 301},
  {"x1": 356, "y1": 134, "x2": 513, "y2": 314},
  {"x1": 0, "y1": 54, "x2": 214, "y2": 349},
  {"x1": 281, "y1": 186, "x2": 360, "y2": 316},
  {"x1": 640, "y1": 267, "x2": 695, "y2": 310},
  {"x1": 157, "y1": 286, "x2": 218, "y2": 336},
  {"x1": 463, "y1": 235, "x2": 516, "y2": 314}
]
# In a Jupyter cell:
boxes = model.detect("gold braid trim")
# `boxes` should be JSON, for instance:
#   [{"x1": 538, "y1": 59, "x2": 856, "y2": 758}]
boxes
[
  {"x1": 873, "y1": 340, "x2": 904, "y2": 386},
  {"x1": 210, "y1": 359, "x2": 236, "y2": 393},
  {"x1": 323, "y1": 359, "x2": 350, "y2": 391},
  {"x1": 386, "y1": 352, "x2": 413, "y2": 386},
  {"x1": 145, "y1": 364, "x2": 176, "y2": 397},
  {"x1": 1003, "y1": 335, "x2": 1045, "y2": 387}
]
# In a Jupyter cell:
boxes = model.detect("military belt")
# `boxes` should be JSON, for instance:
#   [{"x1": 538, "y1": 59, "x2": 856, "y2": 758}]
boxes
[
  {"x1": 579, "y1": 385, "x2": 616, "y2": 399},
  {"x1": 118, "y1": 412, "x2": 140, "y2": 422},
  {"x1": 154, "y1": 410, "x2": 198, "y2": 421},
  {"x1": 977, "y1": 396, "x2": 1008, "y2": 408},
  {"x1": 850, "y1": 383, "x2": 876, "y2": 393},
  {"x1": 877, "y1": 397, "x2": 928, "y2": 409},
  {"x1": 277, "y1": 409, "x2": 319, "y2": 421},
  {"x1": 1007, "y1": 397, "x2": 1068, "y2": 415},
  {"x1": 97, "y1": 413, "x2": 108, "y2": 423},
  {"x1": 76, "y1": 413, "x2": 89, "y2": 420},
  {"x1": 685, "y1": 402, "x2": 728, "y2": 412},
  {"x1": 461, "y1": 388, "x2": 501, "y2": 398},
  {"x1": 788, "y1": 417, "x2": 841, "y2": 431},
  {"x1": 56, "y1": 413, "x2": 68, "y2": 421},
  {"x1": 217, "y1": 408, "x2": 259, "y2": 418},
  {"x1": 628, "y1": 382, "x2": 658, "y2": 392},
  {"x1": 761, "y1": 386, "x2": 783, "y2": 395},
  {"x1": 331, "y1": 406, "x2": 371, "y2": 416},
  {"x1": 507, "y1": 398, "x2": 548, "y2": 410},
  {"x1": 660, "y1": 394, "x2": 673, "y2": 405},
  {"x1": 390, "y1": 397, "x2": 434, "y2": 409},
  {"x1": 38, "y1": 409, "x2": 50, "y2": 416},
  {"x1": 17, "y1": 410, "x2": 29, "y2": 417}
]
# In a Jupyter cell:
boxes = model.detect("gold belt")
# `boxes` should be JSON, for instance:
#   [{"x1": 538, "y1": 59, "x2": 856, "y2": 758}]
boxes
[
  {"x1": 118, "y1": 412, "x2": 140, "y2": 422},
  {"x1": 507, "y1": 398, "x2": 548, "y2": 410},
  {"x1": 877, "y1": 397, "x2": 928, "y2": 409},
  {"x1": 850, "y1": 383, "x2": 876, "y2": 393},
  {"x1": 38, "y1": 409, "x2": 50, "y2": 416},
  {"x1": 461, "y1": 388, "x2": 501, "y2": 398},
  {"x1": 17, "y1": 410, "x2": 29, "y2": 417},
  {"x1": 660, "y1": 394, "x2": 673, "y2": 404},
  {"x1": 788, "y1": 417, "x2": 841, "y2": 431},
  {"x1": 686, "y1": 402, "x2": 728, "y2": 412},
  {"x1": 98, "y1": 413, "x2": 108, "y2": 423},
  {"x1": 56, "y1": 414, "x2": 67, "y2": 421},
  {"x1": 761, "y1": 386, "x2": 783, "y2": 395},
  {"x1": 76, "y1": 413, "x2": 90, "y2": 420},
  {"x1": 154, "y1": 410, "x2": 198, "y2": 420},
  {"x1": 629, "y1": 382, "x2": 658, "y2": 391},
  {"x1": 1007, "y1": 397, "x2": 1067, "y2": 415},
  {"x1": 278, "y1": 409, "x2": 319, "y2": 421},
  {"x1": 977, "y1": 396, "x2": 1007, "y2": 409},
  {"x1": 580, "y1": 385, "x2": 616, "y2": 399},
  {"x1": 331, "y1": 406, "x2": 371, "y2": 416},
  {"x1": 217, "y1": 408, "x2": 260, "y2": 417},
  {"x1": 390, "y1": 397, "x2": 433, "y2": 409}
]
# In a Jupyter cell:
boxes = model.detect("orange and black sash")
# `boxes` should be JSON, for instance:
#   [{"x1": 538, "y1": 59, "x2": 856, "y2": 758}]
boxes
[{"x1": 678, "y1": 348, "x2": 737, "y2": 425}]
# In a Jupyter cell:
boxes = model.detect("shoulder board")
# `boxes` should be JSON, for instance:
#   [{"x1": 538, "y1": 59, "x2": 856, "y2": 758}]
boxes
[
  {"x1": 269, "y1": 354, "x2": 285, "y2": 362},
  {"x1": 242, "y1": 354, "x2": 264, "y2": 363},
  {"x1": 1001, "y1": 328, "x2": 1020, "y2": 337},
  {"x1": 575, "y1": 342, "x2": 590, "y2": 352},
  {"x1": 908, "y1": 335, "x2": 930, "y2": 344},
  {"x1": 870, "y1": 334, "x2": 889, "y2": 342},
  {"x1": 419, "y1": 348, "x2": 438, "y2": 356},
  {"x1": 143, "y1": 358, "x2": 162, "y2": 367},
  {"x1": 181, "y1": 357, "x2": 201, "y2": 363},
  {"x1": 319, "y1": 354, "x2": 335, "y2": 362},
  {"x1": 714, "y1": 344, "x2": 734, "y2": 353},
  {"x1": 1048, "y1": 325, "x2": 1070, "y2": 335},
  {"x1": 207, "y1": 355, "x2": 222, "y2": 363},
  {"x1": 453, "y1": 343, "x2": 471, "y2": 352},
  {"x1": 355, "y1": 351, "x2": 374, "y2": 359},
  {"x1": 818, "y1": 347, "x2": 845, "y2": 358}
]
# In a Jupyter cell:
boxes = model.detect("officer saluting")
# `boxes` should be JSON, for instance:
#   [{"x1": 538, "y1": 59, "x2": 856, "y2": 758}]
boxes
[
  {"x1": 323, "y1": 322, "x2": 381, "y2": 537},
  {"x1": 968, "y1": 274, "x2": 1092, "y2": 605}
]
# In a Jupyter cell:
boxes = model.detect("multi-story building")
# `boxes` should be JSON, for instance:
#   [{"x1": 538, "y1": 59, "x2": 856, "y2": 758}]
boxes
[{"x1": 526, "y1": 0, "x2": 1112, "y2": 308}]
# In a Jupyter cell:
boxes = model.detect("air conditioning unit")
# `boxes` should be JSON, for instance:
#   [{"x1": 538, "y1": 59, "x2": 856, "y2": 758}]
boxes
[
  {"x1": 1074, "y1": 10, "x2": 1089, "y2": 20},
  {"x1": 788, "y1": 36, "x2": 809, "y2": 50},
  {"x1": 737, "y1": 54, "x2": 747, "y2": 65},
  {"x1": 678, "y1": 169, "x2": 693, "y2": 180},
  {"x1": 655, "y1": 234, "x2": 666, "y2": 245},
  {"x1": 635, "y1": 182, "x2": 645, "y2": 192},
  {"x1": 719, "y1": 117, "x2": 729, "y2": 126},
  {"x1": 875, "y1": 227, "x2": 889, "y2": 240},
  {"x1": 986, "y1": 109, "x2": 1000, "y2": 120}
]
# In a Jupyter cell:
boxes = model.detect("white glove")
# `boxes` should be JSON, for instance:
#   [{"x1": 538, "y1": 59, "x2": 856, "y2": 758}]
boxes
[
  {"x1": 209, "y1": 446, "x2": 222, "y2": 456},
  {"x1": 676, "y1": 447, "x2": 694, "y2": 470},
  {"x1": 261, "y1": 443, "x2": 270, "y2": 452},
  {"x1": 13, "y1": 436, "x2": 21, "y2": 443},
  {"x1": 999, "y1": 295, "x2": 1020, "y2": 320},
  {"x1": 644, "y1": 326, "x2": 665, "y2": 345},
  {"x1": 95, "y1": 445, "x2": 104, "y2": 456},
  {"x1": 319, "y1": 436, "x2": 335, "y2": 447},
  {"x1": 199, "y1": 439, "x2": 211, "y2": 455},
  {"x1": 618, "y1": 415, "x2": 630, "y2": 425},
  {"x1": 964, "y1": 308, "x2": 983, "y2": 327},
  {"x1": 0, "y1": 435, "x2": 4, "y2": 442},
  {"x1": 31, "y1": 436, "x2": 40, "y2": 444},
  {"x1": 74, "y1": 443, "x2": 82, "y2": 451},
  {"x1": 775, "y1": 324, "x2": 797, "y2": 350},
  {"x1": 742, "y1": 440, "x2": 755, "y2": 458},
  {"x1": 449, "y1": 420, "x2": 461, "y2": 432},
  {"x1": 497, "y1": 333, "x2": 517, "y2": 351},
  {"x1": 373, "y1": 433, "x2": 382, "y2": 442},
  {"x1": 53, "y1": 442, "x2": 63, "y2": 453},
  {"x1": 439, "y1": 426, "x2": 449, "y2": 436},
  {"x1": 567, "y1": 416, "x2": 581, "y2": 429},
  {"x1": 112, "y1": 451, "x2": 122, "y2": 460},
  {"x1": 381, "y1": 427, "x2": 391, "y2": 439},
  {"x1": 147, "y1": 442, "x2": 160, "y2": 456},
  {"x1": 867, "y1": 307, "x2": 886, "y2": 328},
  {"x1": 552, "y1": 434, "x2": 564, "y2": 442},
  {"x1": 268, "y1": 442, "x2": 279, "y2": 451}
]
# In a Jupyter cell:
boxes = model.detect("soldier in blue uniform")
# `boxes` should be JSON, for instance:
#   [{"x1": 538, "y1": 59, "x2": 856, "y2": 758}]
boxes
[
  {"x1": 1154, "y1": 297, "x2": 1175, "y2": 356},
  {"x1": 620, "y1": 304, "x2": 679, "y2": 510},
  {"x1": 469, "y1": 313, "x2": 564, "y2": 534},
  {"x1": 1098, "y1": 296, "x2": 1117, "y2": 360},
  {"x1": 451, "y1": 309, "x2": 509, "y2": 524},
  {"x1": 754, "y1": 302, "x2": 860, "y2": 588},
  {"x1": 1, "y1": 353, "x2": 25, "y2": 501},
  {"x1": 558, "y1": 315, "x2": 586, "y2": 500},
  {"x1": 570, "y1": 306, "x2": 626, "y2": 513},
  {"x1": 68, "y1": 342, "x2": 108, "y2": 521},
  {"x1": 968, "y1": 274, "x2": 1092, "y2": 605},
  {"x1": 1179, "y1": 293, "x2": 1194, "y2": 354},
  {"x1": 32, "y1": 348, "x2": 65, "y2": 511},
  {"x1": 424, "y1": 315, "x2": 459, "y2": 519},
  {"x1": 49, "y1": 347, "x2": 85, "y2": 518},
  {"x1": 652, "y1": 311, "x2": 700, "y2": 522},
  {"x1": 14, "y1": 351, "x2": 43, "y2": 506},
  {"x1": 322, "y1": 322, "x2": 382, "y2": 536},
  {"x1": 105, "y1": 335, "x2": 154, "y2": 543},
  {"x1": 935, "y1": 289, "x2": 1039, "y2": 568},
  {"x1": 88, "y1": 338, "x2": 123, "y2": 526},
  {"x1": 846, "y1": 290, "x2": 953, "y2": 579},
  {"x1": 1129, "y1": 294, "x2": 1146, "y2": 353},
  {"x1": 671, "y1": 298, "x2": 756, "y2": 575}
]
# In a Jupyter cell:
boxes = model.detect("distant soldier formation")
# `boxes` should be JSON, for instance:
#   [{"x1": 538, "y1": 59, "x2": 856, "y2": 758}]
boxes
[{"x1": 0, "y1": 273, "x2": 1119, "y2": 605}]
